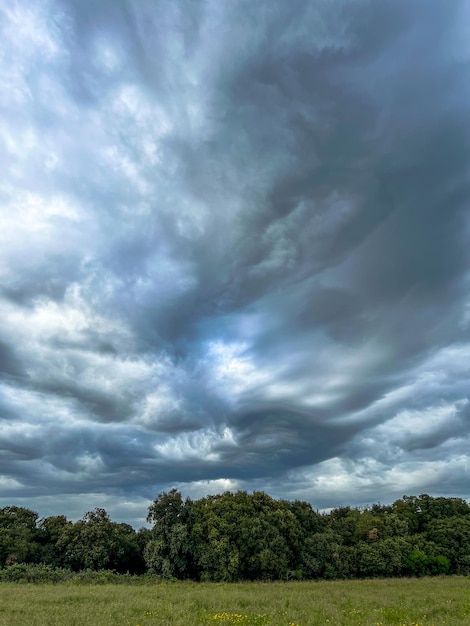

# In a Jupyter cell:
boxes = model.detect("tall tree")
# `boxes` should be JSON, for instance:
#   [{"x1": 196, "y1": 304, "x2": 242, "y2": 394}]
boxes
[
  {"x1": 145, "y1": 489, "x2": 193, "y2": 578},
  {"x1": 0, "y1": 506, "x2": 40, "y2": 567}
]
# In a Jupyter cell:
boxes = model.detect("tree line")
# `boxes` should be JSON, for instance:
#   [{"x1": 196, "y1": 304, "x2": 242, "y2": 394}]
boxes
[{"x1": 1, "y1": 491, "x2": 469, "y2": 581}]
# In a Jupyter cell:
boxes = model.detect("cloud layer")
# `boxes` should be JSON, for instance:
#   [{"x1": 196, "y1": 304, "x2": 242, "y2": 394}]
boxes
[{"x1": 1, "y1": 0, "x2": 469, "y2": 526}]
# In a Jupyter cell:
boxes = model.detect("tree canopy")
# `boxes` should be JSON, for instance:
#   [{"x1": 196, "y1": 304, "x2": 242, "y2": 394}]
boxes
[{"x1": 0, "y1": 492, "x2": 469, "y2": 580}]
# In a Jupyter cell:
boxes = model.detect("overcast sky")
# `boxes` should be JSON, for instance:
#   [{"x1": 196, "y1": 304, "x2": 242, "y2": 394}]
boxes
[{"x1": 1, "y1": 0, "x2": 469, "y2": 528}]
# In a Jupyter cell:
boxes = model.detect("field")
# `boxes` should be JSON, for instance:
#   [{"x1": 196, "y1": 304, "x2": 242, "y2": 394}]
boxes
[{"x1": 0, "y1": 577, "x2": 468, "y2": 625}]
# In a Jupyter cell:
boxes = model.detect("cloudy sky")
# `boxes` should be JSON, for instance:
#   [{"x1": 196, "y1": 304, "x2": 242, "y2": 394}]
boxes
[{"x1": 1, "y1": 0, "x2": 469, "y2": 527}]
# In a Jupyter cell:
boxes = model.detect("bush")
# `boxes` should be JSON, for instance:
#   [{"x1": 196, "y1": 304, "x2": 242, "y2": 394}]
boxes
[
  {"x1": 0, "y1": 564, "x2": 167, "y2": 585},
  {"x1": 71, "y1": 569, "x2": 124, "y2": 584},
  {"x1": 404, "y1": 550, "x2": 450, "y2": 576},
  {"x1": 0, "y1": 563, "x2": 73, "y2": 583}
]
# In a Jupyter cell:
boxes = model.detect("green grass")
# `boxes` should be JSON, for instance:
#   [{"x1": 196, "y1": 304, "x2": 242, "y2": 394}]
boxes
[{"x1": 0, "y1": 577, "x2": 468, "y2": 625}]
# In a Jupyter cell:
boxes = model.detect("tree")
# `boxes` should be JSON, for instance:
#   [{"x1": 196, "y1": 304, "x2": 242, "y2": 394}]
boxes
[
  {"x1": 392, "y1": 494, "x2": 470, "y2": 534},
  {"x1": 145, "y1": 490, "x2": 193, "y2": 579},
  {"x1": 145, "y1": 490, "x2": 309, "y2": 581},
  {"x1": 36, "y1": 515, "x2": 71, "y2": 568},
  {"x1": 424, "y1": 516, "x2": 470, "y2": 574},
  {"x1": 354, "y1": 537, "x2": 412, "y2": 578},
  {"x1": 58, "y1": 508, "x2": 141, "y2": 573},
  {"x1": 300, "y1": 530, "x2": 352, "y2": 579},
  {"x1": 353, "y1": 511, "x2": 385, "y2": 544},
  {"x1": 0, "y1": 507, "x2": 40, "y2": 567},
  {"x1": 327, "y1": 507, "x2": 361, "y2": 545}
]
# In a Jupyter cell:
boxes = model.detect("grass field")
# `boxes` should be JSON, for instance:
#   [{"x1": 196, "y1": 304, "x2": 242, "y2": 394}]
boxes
[{"x1": 0, "y1": 577, "x2": 468, "y2": 625}]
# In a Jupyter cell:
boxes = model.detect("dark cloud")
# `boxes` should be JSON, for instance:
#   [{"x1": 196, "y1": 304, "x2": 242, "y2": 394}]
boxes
[{"x1": 0, "y1": 0, "x2": 469, "y2": 525}]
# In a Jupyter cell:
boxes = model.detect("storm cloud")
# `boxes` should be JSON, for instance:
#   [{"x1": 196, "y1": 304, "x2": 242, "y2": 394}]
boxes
[{"x1": 1, "y1": 0, "x2": 469, "y2": 526}]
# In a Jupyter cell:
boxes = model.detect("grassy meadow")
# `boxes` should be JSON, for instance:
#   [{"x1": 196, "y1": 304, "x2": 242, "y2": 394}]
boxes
[{"x1": 0, "y1": 577, "x2": 468, "y2": 626}]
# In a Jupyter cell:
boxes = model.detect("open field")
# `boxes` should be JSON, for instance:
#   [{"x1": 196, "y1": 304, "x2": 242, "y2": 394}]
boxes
[{"x1": 0, "y1": 577, "x2": 468, "y2": 626}]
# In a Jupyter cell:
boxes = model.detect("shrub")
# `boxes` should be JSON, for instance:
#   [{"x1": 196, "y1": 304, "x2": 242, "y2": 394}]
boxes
[{"x1": 0, "y1": 563, "x2": 73, "y2": 583}]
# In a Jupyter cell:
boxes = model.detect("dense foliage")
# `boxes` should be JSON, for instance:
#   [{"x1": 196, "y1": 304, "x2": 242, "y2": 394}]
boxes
[{"x1": 1, "y1": 492, "x2": 469, "y2": 581}]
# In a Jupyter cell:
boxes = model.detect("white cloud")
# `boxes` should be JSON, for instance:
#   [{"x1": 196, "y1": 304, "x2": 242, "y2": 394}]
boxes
[
  {"x1": 177, "y1": 478, "x2": 240, "y2": 501},
  {"x1": 154, "y1": 426, "x2": 236, "y2": 462},
  {"x1": 286, "y1": 454, "x2": 470, "y2": 508},
  {"x1": 205, "y1": 341, "x2": 271, "y2": 400}
]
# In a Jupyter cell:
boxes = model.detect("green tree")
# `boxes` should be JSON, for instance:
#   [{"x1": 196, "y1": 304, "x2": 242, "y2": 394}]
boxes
[
  {"x1": 58, "y1": 508, "x2": 141, "y2": 572},
  {"x1": 36, "y1": 515, "x2": 71, "y2": 568},
  {"x1": 354, "y1": 537, "x2": 412, "y2": 578},
  {"x1": 424, "y1": 516, "x2": 470, "y2": 574},
  {"x1": 353, "y1": 511, "x2": 386, "y2": 543},
  {"x1": 392, "y1": 494, "x2": 470, "y2": 534},
  {"x1": 188, "y1": 491, "x2": 304, "y2": 581},
  {"x1": 300, "y1": 530, "x2": 352, "y2": 579},
  {"x1": 0, "y1": 506, "x2": 40, "y2": 567},
  {"x1": 327, "y1": 507, "x2": 361, "y2": 545},
  {"x1": 145, "y1": 490, "x2": 193, "y2": 579}
]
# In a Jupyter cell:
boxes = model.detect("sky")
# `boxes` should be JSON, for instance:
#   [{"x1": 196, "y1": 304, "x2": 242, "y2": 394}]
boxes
[{"x1": 1, "y1": 0, "x2": 469, "y2": 528}]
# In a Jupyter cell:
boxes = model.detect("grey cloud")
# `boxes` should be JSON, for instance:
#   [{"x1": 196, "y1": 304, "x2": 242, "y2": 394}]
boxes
[
  {"x1": 0, "y1": 342, "x2": 24, "y2": 378},
  {"x1": 0, "y1": 0, "x2": 469, "y2": 525}
]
